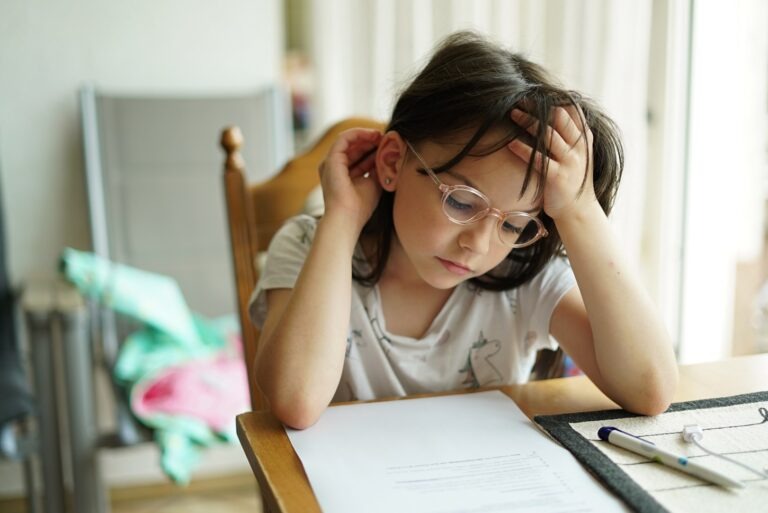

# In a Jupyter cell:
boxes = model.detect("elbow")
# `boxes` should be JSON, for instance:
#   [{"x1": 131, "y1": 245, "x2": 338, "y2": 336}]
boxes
[
  {"x1": 269, "y1": 394, "x2": 326, "y2": 430},
  {"x1": 254, "y1": 364, "x2": 328, "y2": 430},
  {"x1": 253, "y1": 341, "x2": 338, "y2": 429},
  {"x1": 623, "y1": 367, "x2": 679, "y2": 416},
  {"x1": 627, "y1": 395, "x2": 671, "y2": 417}
]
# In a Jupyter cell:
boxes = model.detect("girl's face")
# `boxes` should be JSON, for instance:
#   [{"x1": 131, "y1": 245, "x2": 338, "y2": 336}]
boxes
[{"x1": 387, "y1": 130, "x2": 542, "y2": 290}]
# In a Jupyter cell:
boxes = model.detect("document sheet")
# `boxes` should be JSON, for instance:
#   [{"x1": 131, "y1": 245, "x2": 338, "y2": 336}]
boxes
[
  {"x1": 286, "y1": 390, "x2": 626, "y2": 513},
  {"x1": 566, "y1": 400, "x2": 768, "y2": 512}
]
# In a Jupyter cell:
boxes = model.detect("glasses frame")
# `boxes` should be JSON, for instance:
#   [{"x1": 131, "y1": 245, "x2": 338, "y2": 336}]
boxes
[{"x1": 404, "y1": 141, "x2": 549, "y2": 249}]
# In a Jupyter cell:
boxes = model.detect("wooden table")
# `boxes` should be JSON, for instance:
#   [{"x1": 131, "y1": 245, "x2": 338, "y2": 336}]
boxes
[{"x1": 236, "y1": 354, "x2": 768, "y2": 513}]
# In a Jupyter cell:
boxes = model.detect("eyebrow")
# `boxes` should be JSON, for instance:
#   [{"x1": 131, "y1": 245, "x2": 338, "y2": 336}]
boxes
[
  {"x1": 440, "y1": 169, "x2": 541, "y2": 215},
  {"x1": 444, "y1": 169, "x2": 479, "y2": 189},
  {"x1": 408, "y1": 142, "x2": 542, "y2": 215}
]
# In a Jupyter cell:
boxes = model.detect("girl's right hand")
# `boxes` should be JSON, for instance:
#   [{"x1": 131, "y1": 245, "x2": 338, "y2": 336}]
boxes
[{"x1": 318, "y1": 128, "x2": 384, "y2": 232}]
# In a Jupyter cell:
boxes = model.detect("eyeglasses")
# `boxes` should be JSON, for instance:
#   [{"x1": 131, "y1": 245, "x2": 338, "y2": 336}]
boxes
[{"x1": 405, "y1": 141, "x2": 548, "y2": 249}]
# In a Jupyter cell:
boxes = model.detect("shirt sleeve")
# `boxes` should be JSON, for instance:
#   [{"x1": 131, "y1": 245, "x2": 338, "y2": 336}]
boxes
[
  {"x1": 248, "y1": 215, "x2": 317, "y2": 329},
  {"x1": 518, "y1": 256, "x2": 577, "y2": 352}
]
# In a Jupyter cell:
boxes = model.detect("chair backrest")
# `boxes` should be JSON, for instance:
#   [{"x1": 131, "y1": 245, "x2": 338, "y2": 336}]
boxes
[
  {"x1": 221, "y1": 117, "x2": 386, "y2": 410},
  {"x1": 80, "y1": 85, "x2": 293, "y2": 441},
  {"x1": 81, "y1": 85, "x2": 293, "y2": 320}
]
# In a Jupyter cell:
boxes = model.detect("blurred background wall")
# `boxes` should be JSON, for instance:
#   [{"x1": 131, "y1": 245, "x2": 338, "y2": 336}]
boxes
[
  {"x1": 0, "y1": 0, "x2": 283, "y2": 497},
  {"x1": 0, "y1": 0, "x2": 283, "y2": 285}
]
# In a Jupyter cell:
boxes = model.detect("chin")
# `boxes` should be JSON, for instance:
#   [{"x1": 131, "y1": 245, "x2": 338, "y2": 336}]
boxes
[
  {"x1": 431, "y1": 278, "x2": 464, "y2": 290},
  {"x1": 421, "y1": 268, "x2": 471, "y2": 290}
]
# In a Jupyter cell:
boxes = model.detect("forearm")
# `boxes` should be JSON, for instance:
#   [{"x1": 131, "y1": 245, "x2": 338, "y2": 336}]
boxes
[
  {"x1": 255, "y1": 212, "x2": 358, "y2": 427},
  {"x1": 556, "y1": 202, "x2": 678, "y2": 413}
]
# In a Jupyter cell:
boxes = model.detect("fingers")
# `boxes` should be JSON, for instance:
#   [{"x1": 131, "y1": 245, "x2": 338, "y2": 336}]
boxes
[
  {"x1": 323, "y1": 128, "x2": 383, "y2": 177},
  {"x1": 347, "y1": 129, "x2": 382, "y2": 160},
  {"x1": 507, "y1": 138, "x2": 549, "y2": 174},
  {"x1": 509, "y1": 105, "x2": 591, "y2": 162},
  {"x1": 510, "y1": 108, "x2": 570, "y2": 158},
  {"x1": 557, "y1": 104, "x2": 594, "y2": 155},
  {"x1": 350, "y1": 147, "x2": 377, "y2": 178},
  {"x1": 346, "y1": 130, "x2": 383, "y2": 176}
]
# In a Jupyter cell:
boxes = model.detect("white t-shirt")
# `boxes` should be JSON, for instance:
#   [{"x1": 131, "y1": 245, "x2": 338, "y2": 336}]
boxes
[{"x1": 250, "y1": 215, "x2": 576, "y2": 402}]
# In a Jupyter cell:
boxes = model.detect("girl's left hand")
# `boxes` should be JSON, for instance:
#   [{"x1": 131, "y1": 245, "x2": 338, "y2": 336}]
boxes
[{"x1": 507, "y1": 105, "x2": 596, "y2": 220}]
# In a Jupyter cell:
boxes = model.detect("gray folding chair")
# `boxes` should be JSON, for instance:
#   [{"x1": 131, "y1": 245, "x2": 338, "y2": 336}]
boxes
[{"x1": 69, "y1": 85, "x2": 293, "y2": 512}]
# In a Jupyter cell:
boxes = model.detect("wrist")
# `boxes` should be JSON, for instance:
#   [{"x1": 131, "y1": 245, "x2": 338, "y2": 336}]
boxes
[
  {"x1": 316, "y1": 210, "x2": 363, "y2": 253},
  {"x1": 553, "y1": 199, "x2": 606, "y2": 236}
]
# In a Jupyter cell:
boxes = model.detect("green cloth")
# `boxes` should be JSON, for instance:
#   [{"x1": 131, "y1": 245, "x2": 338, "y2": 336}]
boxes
[
  {"x1": 60, "y1": 248, "x2": 240, "y2": 485},
  {"x1": 114, "y1": 315, "x2": 228, "y2": 385},
  {"x1": 61, "y1": 248, "x2": 201, "y2": 349}
]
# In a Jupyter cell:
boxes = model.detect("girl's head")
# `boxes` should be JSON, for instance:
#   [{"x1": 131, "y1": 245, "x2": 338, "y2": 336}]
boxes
[{"x1": 357, "y1": 31, "x2": 623, "y2": 290}]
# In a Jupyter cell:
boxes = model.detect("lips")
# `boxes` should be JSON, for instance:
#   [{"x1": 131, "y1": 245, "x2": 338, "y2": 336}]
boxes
[{"x1": 437, "y1": 257, "x2": 472, "y2": 276}]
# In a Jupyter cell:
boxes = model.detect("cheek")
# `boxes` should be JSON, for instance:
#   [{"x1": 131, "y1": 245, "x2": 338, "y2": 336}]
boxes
[
  {"x1": 392, "y1": 192, "x2": 451, "y2": 247},
  {"x1": 491, "y1": 246, "x2": 513, "y2": 266},
  {"x1": 471, "y1": 243, "x2": 512, "y2": 276}
]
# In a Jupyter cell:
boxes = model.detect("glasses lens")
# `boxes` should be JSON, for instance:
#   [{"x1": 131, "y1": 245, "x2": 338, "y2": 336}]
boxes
[
  {"x1": 443, "y1": 189, "x2": 488, "y2": 222},
  {"x1": 499, "y1": 214, "x2": 541, "y2": 247}
]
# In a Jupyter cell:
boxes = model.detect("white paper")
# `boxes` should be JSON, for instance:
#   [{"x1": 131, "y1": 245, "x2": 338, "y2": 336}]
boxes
[
  {"x1": 569, "y1": 401, "x2": 768, "y2": 512},
  {"x1": 286, "y1": 391, "x2": 626, "y2": 513}
]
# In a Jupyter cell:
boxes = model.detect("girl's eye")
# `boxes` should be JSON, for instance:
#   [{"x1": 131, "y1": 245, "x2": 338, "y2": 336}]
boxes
[
  {"x1": 445, "y1": 194, "x2": 473, "y2": 211},
  {"x1": 501, "y1": 221, "x2": 523, "y2": 235}
]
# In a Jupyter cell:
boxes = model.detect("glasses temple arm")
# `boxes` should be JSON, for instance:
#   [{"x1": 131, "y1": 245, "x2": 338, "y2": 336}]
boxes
[{"x1": 404, "y1": 141, "x2": 442, "y2": 186}]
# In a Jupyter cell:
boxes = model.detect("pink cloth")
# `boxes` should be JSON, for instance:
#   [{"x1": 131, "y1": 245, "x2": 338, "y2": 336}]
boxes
[{"x1": 132, "y1": 354, "x2": 250, "y2": 433}]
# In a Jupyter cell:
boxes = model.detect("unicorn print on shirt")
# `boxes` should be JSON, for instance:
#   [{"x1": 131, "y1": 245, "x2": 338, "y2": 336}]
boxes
[{"x1": 459, "y1": 331, "x2": 503, "y2": 388}]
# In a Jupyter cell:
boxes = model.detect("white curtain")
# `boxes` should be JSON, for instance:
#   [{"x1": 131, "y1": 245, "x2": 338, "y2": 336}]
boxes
[
  {"x1": 307, "y1": 0, "x2": 652, "y2": 254},
  {"x1": 678, "y1": 0, "x2": 768, "y2": 362}
]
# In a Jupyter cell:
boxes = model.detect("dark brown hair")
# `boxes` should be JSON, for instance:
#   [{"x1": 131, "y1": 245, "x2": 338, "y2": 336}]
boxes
[{"x1": 355, "y1": 31, "x2": 623, "y2": 290}]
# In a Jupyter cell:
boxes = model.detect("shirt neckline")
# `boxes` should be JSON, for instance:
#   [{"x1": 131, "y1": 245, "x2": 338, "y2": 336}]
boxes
[{"x1": 368, "y1": 282, "x2": 463, "y2": 344}]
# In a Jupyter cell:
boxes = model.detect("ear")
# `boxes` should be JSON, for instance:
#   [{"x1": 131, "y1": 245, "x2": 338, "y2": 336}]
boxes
[{"x1": 374, "y1": 131, "x2": 407, "y2": 192}]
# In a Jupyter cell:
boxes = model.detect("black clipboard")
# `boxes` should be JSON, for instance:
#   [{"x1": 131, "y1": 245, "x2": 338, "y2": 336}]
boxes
[{"x1": 534, "y1": 391, "x2": 768, "y2": 513}]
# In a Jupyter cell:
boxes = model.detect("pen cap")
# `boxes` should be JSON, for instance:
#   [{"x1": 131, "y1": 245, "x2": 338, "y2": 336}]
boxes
[{"x1": 597, "y1": 426, "x2": 617, "y2": 441}]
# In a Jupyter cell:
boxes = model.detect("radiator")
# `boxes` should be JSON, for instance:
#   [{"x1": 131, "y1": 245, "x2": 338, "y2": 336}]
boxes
[{"x1": 23, "y1": 280, "x2": 108, "y2": 513}]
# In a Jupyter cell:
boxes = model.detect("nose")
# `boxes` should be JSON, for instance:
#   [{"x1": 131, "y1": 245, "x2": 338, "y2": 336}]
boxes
[{"x1": 457, "y1": 215, "x2": 497, "y2": 254}]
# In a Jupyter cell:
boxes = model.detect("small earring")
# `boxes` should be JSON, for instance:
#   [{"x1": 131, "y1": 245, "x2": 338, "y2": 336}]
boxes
[{"x1": 384, "y1": 178, "x2": 392, "y2": 185}]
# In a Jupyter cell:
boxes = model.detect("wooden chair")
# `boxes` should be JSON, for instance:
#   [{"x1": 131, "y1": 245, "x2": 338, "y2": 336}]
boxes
[{"x1": 221, "y1": 118, "x2": 386, "y2": 410}]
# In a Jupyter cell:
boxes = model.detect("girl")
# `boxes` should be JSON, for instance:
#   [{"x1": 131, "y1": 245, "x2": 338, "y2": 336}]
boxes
[{"x1": 251, "y1": 31, "x2": 678, "y2": 429}]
